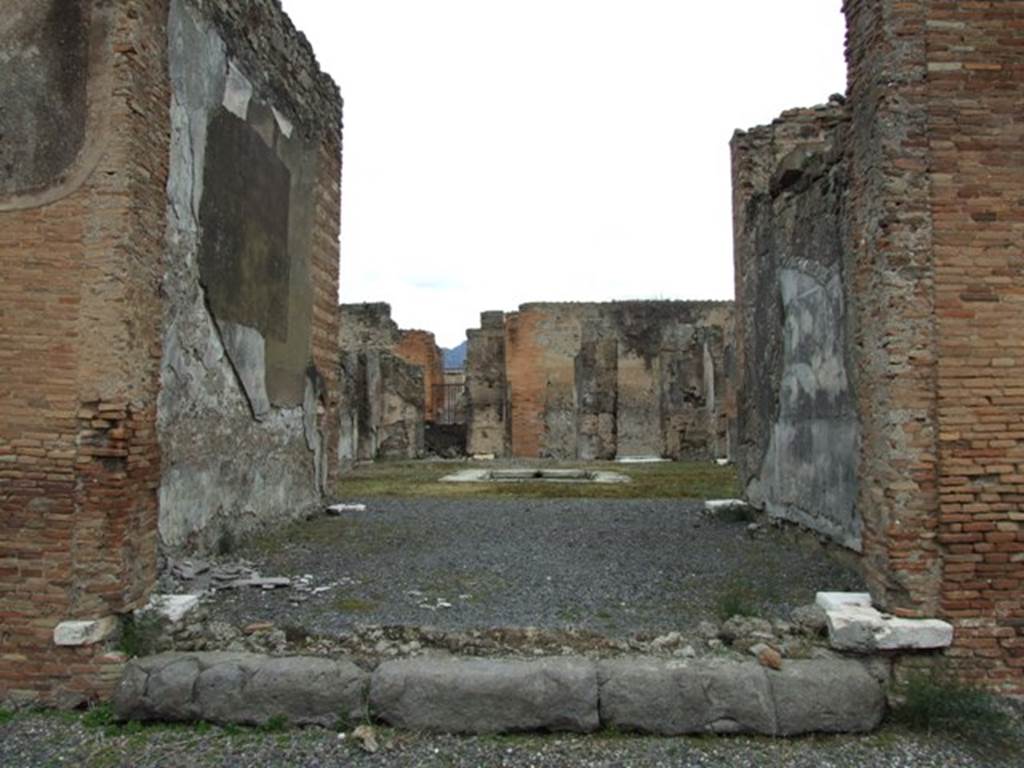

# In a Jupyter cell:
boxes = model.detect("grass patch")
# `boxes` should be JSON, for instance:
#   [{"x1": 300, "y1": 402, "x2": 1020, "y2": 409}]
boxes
[
  {"x1": 249, "y1": 517, "x2": 404, "y2": 559},
  {"x1": 416, "y1": 569, "x2": 509, "y2": 603},
  {"x1": 334, "y1": 460, "x2": 738, "y2": 501},
  {"x1": 714, "y1": 577, "x2": 762, "y2": 620},
  {"x1": 890, "y1": 673, "x2": 1021, "y2": 753},
  {"x1": 259, "y1": 714, "x2": 289, "y2": 733},
  {"x1": 333, "y1": 595, "x2": 377, "y2": 613},
  {"x1": 118, "y1": 611, "x2": 165, "y2": 658},
  {"x1": 0, "y1": 708, "x2": 14, "y2": 726},
  {"x1": 82, "y1": 703, "x2": 116, "y2": 730}
]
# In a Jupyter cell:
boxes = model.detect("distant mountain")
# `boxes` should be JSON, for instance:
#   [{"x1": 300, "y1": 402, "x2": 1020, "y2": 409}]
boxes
[{"x1": 442, "y1": 341, "x2": 468, "y2": 369}]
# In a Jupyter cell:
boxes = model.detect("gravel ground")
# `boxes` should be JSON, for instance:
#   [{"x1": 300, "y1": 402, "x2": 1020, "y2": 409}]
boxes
[
  {"x1": 2, "y1": 712, "x2": 1020, "y2": 767},
  {"x1": 199, "y1": 498, "x2": 865, "y2": 638}
]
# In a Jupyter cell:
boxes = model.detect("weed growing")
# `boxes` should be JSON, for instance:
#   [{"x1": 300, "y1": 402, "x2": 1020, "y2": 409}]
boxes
[
  {"x1": 119, "y1": 611, "x2": 165, "y2": 658},
  {"x1": 715, "y1": 577, "x2": 761, "y2": 620},
  {"x1": 890, "y1": 673, "x2": 1022, "y2": 754},
  {"x1": 260, "y1": 715, "x2": 289, "y2": 733}
]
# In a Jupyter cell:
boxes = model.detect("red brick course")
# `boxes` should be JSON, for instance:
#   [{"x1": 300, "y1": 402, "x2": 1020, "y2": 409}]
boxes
[
  {"x1": 505, "y1": 309, "x2": 548, "y2": 458},
  {"x1": 843, "y1": 0, "x2": 1024, "y2": 692},
  {"x1": 0, "y1": 0, "x2": 168, "y2": 706},
  {"x1": 1, "y1": 0, "x2": 343, "y2": 705},
  {"x1": 395, "y1": 330, "x2": 445, "y2": 423}
]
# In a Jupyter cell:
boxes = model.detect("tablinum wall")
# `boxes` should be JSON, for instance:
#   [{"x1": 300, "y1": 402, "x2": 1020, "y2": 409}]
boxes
[{"x1": 465, "y1": 302, "x2": 735, "y2": 461}]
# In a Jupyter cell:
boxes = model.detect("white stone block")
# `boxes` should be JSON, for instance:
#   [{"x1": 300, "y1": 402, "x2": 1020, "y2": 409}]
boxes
[
  {"x1": 816, "y1": 591, "x2": 872, "y2": 612},
  {"x1": 439, "y1": 469, "x2": 490, "y2": 483},
  {"x1": 327, "y1": 503, "x2": 367, "y2": 514},
  {"x1": 141, "y1": 594, "x2": 201, "y2": 624},
  {"x1": 705, "y1": 499, "x2": 752, "y2": 513},
  {"x1": 53, "y1": 617, "x2": 118, "y2": 647},
  {"x1": 826, "y1": 604, "x2": 954, "y2": 652}
]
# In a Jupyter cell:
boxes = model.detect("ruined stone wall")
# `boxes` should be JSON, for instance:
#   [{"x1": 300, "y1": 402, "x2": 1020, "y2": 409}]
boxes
[
  {"x1": 337, "y1": 304, "x2": 425, "y2": 462},
  {"x1": 0, "y1": 0, "x2": 168, "y2": 707},
  {"x1": 158, "y1": 0, "x2": 342, "y2": 553},
  {"x1": 0, "y1": 0, "x2": 341, "y2": 706},
  {"x1": 731, "y1": 100, "x2": 861, "y2": 549},
  {"x1": 338, "y1": 303, "x2": 400, "y2": 350},
  {"x1": 465, "y1": 312, "x2": 509, "y2": 457},
  {"x1": 395, "y1": 330, "x2": 445, "y2": 423},
  {"x1": 734, "y1": 0, "x2": 1024, "y2": 692},
  {"x1": 468, "y1": 302, "x2": 733, "y2": 460}
]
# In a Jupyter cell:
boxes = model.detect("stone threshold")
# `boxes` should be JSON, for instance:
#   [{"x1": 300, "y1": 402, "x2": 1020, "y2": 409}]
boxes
[{"x1": 114, "y1": 651, "x2": 885, "y2": 736}]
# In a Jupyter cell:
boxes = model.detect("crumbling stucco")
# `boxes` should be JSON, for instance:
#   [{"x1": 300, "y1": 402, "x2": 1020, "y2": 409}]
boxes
[
  {"x1": 158, "y1": 0, "x2": 330, "y2": 551},
  {"x1": 731, "y1": 100, "x2": 861, "y2": 549},
  {"x1": 732, "y1": 102, "x2": 860, "y2": 547}
]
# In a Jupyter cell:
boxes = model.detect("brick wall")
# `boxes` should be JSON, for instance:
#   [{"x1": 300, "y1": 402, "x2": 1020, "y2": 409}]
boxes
[
  {"x1": 0, "y1": 0, "x2": 168, "y2": 706},
  {"x1": 1, "y1": 0, "x2": 343, "y2": 705},
  {"x1": 157, "y1": 0, "x2": 342, "y2": 551},
  {"x1": 735, "y1": 0, "x2": 1024, "y2": 692},
  {"x1": 395, "y1": 330, "x2": 445, "y2": 422},
  {"x1": 924, "y1": 0, "x2": 1024, "y2": 690},
  {"x1": 843, "y1": 0, "x2": 943, "y2": 617},
  {"x1": 846, "y1": 0, "x2": 1024, "y2": 692},
  {"x1": 505, "y1": 307, "x2": 561, "y2": 458},
  {"x1": 311, "y1": 136, "x2": 343, "y2": 490}
]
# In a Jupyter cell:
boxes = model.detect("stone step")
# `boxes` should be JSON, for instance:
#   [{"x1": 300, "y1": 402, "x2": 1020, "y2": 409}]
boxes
[{"x1": 113, "y1": 652, "x2": 886, "y2": 736}]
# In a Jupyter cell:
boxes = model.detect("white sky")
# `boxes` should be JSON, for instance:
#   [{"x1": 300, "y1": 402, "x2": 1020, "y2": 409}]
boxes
[{"x1": 280, "y1": 1, "x2": 848, "y2": 348}]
